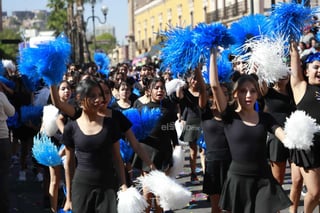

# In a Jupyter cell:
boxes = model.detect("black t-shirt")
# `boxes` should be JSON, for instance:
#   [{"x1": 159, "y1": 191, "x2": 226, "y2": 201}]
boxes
[
  {"x1": 62, "y1": 117, "x2": 120, "y2": 174},
  {"x1": 222, "y1": 106, "x2": 279, "y2": 164},
  {"x1": 201, "y1": 105, "x2": 230, "y2": 161},
  {"x1": 264, "y1": 88, "x2": 296, "y2": 125}
]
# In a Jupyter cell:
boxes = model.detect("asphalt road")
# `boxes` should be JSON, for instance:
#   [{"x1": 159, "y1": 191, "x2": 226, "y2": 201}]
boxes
[{"x1": 8, "y1": 145, "x2": 307, "y2": 213}]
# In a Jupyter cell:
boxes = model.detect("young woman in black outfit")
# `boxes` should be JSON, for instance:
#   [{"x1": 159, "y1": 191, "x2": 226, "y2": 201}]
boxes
[
  {"x1": 210, "y1": 48, "x2": 291, "y2": 213},
  {"x1": 289, "y1": 41, "x2": 320, "y2": 213},
  {"x1": 134, "y1": 77, "x2": 179, "y2": 213},
  {"x1": 198, "y1": 52, "x2": 232, "y2": 213},
  {"x1": 62, "y1": 78, "x2": 127, "y2": 213}
]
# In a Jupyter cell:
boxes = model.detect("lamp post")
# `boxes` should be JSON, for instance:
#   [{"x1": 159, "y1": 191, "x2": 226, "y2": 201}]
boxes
[{"x1": 87, "y1": 0, "x2": 108, "y2": 51}]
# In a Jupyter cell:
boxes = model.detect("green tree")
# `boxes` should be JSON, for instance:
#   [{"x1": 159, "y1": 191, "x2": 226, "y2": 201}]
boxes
[
  {"x1": 46, "y1": 0, "x2": 68, "y2": 34},
  {"x1": 91, "y1": 32, "x2": 116, "y2": 54},
  {"x1": 0, "y1": 29, "x2": 20, "y2": 60}
]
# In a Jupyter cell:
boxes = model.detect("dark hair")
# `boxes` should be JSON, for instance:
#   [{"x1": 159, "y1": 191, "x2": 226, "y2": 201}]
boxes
[
  {"x1": 76, "y1": 78, "x2": 105, "y2": 103},
  {"x1": 232, "y1": 74, "x2": 261, "y2": 98},
  {"x1": 149, "y1": 77, "x2": 166, "y2": 91},
  {"x1": 57, "y1": 80, "x2": 71, "y2": 90}
]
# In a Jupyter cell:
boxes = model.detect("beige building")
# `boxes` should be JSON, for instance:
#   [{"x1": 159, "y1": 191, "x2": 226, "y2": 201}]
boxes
[{"x1": 127, "y1": 0, "x2": 320, "y2": 60}]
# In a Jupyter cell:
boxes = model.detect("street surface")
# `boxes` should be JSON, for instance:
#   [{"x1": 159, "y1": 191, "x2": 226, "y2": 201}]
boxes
[{"x1": 9, "y1": 145, "x2": 306, "y2": 213}]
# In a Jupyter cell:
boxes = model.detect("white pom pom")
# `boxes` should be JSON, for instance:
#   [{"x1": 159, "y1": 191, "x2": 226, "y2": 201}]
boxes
[
  {"x1": 42, "y1": 105, "x2": 59, "y2": 137},
  {"x1": 137, "y1": 170, "x2": 191, "y2": 210},
  {"x1": 240, "y1": 35, "x2": 290, "y2": 84},
  {"x1": 175, "y1": 120, "x2": 188, "y2": 146},
  {"x1": 165, "y1": 79, "x2": 186, "y2": 96},
  {"x1": 283, "y1": 110, "x2": 320, "y2": 150},
  {"x1": 117, "y1": 187, "x2": 148, "y2": 213},
  {"x1": 168, "y1": 146, "x2": 185, "y2": 178}
]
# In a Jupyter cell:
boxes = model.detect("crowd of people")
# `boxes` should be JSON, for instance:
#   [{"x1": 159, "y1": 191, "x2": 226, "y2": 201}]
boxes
[{"x1": 1, "y1": 11, "x2": 320, "y2": 213}]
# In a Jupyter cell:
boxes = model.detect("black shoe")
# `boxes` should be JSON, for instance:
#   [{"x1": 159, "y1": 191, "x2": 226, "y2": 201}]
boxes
[{"x1": 190, "y1": 173, "x2": 200, "y2": 184}]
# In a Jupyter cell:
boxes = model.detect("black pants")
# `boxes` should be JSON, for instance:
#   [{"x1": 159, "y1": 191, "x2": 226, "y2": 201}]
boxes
[{"x1": 0, "y1": 138, "x2": 11, "y2": 213}]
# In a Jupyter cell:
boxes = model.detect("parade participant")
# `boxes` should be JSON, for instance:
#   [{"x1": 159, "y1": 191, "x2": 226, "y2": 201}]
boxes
[
  {"x1": 210, "y1": 49, "x2": 291, "y2": 213},
  {"x1": 288, "y1": 42, "x2": 320, "y2": 213},
  {"x1": 48, "y1": 80, "x2": 72, "y2": 212},
  {"x1": 62, "y1": 78, "x2": 127, "y2": 212},
  {"x1": 200, "y1": 51, "x2": 232, "y2": 213},
  {"x1": 134, "y1": 77, "x2": 179, "y2": 213},
  {"x1": 177, "y1": 70, "x2": 203, "y2": 184},
  {"x1": 260, "y1": 76, "x2": 296, "y2": 185}
]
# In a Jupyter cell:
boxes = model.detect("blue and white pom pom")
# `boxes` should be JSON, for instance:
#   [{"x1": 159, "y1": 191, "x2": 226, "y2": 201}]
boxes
[
  {"x1": 229, "y1": 14, "x2": 270, "y2": 55},
  {"x1": 137, "y1": 170, "x2": 192, "y2": 210},
  {"x1": 240, "y1": 35, "x2": 290, "y2": 84},
  {"x1": 268, "y1": 0, "x2": 315, "y2": 42},
  {"x1": 283, "y1": 110, "x2": 320, "y2": 150},
  {"x1": 117, "y1": 187, "x2": 148, "y2": 213},
  {"x1": 42, "y1": 105, "x2": 59, "y2": 137},
  {"x1": 32, "y1": 133, "x2": 62, "y2": 167}
]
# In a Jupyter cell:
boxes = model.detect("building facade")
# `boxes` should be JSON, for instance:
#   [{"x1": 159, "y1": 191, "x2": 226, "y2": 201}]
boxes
[{"x1": 128, "y1": 0, "x2": 320, "y2": 60}]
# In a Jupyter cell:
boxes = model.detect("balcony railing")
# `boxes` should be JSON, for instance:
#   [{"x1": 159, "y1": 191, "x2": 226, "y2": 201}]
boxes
[{"x1": 206, "y1": 1, "x2": 248, "y2": 24}]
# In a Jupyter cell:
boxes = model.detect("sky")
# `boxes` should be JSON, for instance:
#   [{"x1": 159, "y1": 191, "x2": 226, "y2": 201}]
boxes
[{"x1": 3, "y1": 0, "x2": 129, "y2": 44}]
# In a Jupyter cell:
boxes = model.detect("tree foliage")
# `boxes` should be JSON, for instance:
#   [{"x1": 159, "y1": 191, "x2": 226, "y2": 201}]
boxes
[
  {"x1": 46, "y1": 0, "x2": 68, "y2": 34},
  {"x1": 91, "y1": 33, "x2": 117, "y2": 54},
  {"x1": 0, "y1": 29, "x2": 21, "y2": 61}
]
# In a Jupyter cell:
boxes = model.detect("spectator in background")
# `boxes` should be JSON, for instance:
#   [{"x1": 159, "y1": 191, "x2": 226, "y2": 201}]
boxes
[{"x1": 0, "y1": 82, "x2": 15, "y2": 213}]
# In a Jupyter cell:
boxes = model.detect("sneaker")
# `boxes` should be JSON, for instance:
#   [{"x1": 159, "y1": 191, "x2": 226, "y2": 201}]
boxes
[
  {"x1": 18, "y1": 170, "x2": 26, "y2": 181},
  {"x1": 190, "y1": 173, "x2": 200, "y2": 184},
  {"x1": 36, "y1": 172, "x2": 44, "y2": 182},
  {"x1": 301, "y1": 185, "x2": 308, "y2": 196}
]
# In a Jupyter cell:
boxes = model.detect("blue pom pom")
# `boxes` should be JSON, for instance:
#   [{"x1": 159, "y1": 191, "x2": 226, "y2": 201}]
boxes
[
  {"x1": 229, "y1": 14, "x2": 270, "y2": 55},
  {"x1": 268, "y1": 1, "x2": 315, "y2": 42},
  {"x1": 108, "y1": 96, "x2": 116, "y2": 108},
  {"x1": 32, "y1": 133, "x2": 62, "y2": 167},
  {"x1": 132, "y1": 88, "x2": 141, "y2": 97},
  {"x1": 0, "y1": 61, "x2": 4, "y2": 76},
  {"x1": 192, "y1": 22, "x2": 235, "y2": 60},
  {"x1": 6, "y1": 112, "x2": 21, "y2": 128},
  {"x1": 120, "y1": 139, "x2": 134, "y2": 163},
  {"x1": 20, "y1": 105, "x2": 43, "y2": 126},
  {"x1": 0, "y1": 76, "x2": 15, "y2": 89},
  {"x1": 217, "y1": 50, "x2": 233, "y2": 83},
  {"x1": 160, "y1": 26, "x2": 200, "y2": 77},
  {"x1": 94, "y1": 52, "x2": 110, "y2": 77},
  {"x1": 21, "y1": 74, "x2": 40, "y2": 92},
  {"x1": 36, "y1": 34, "x2": 72, "y2": 85},
  {"x1": 140, "y1": 106, "x2": 162, "y2": 139},
  {"x1": 196, "y1": 133, "x2": 206, "y2": 151},
  {"x1": 18, "y1": 47, "x2": 41, "y2": 88},
  {"x1": 122, "y1": 108, "x2": 144, "y2": 140}
]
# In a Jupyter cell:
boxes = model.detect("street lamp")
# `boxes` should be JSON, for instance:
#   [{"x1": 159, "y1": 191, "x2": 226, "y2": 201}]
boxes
[{"x1": 87, "y1": 0, "x2": 108, "y2": 50}]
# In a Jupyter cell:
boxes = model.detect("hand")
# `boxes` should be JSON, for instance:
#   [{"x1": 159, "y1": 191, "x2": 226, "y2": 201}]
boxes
[
  {"x1": 119, "y1": 184, "x2": 127, "y2": 192},
  {"x1": 149, "y1": 163, "x2": 157, "y2": 170},
  {"x1": 63, "y1": 199, "x2": 72, "y2": 211}
]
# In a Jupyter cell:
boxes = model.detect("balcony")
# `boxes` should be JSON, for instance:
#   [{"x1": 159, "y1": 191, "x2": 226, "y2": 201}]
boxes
[{"x1": 206, "y1": 1, "x2": 248, "y2": 24}]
